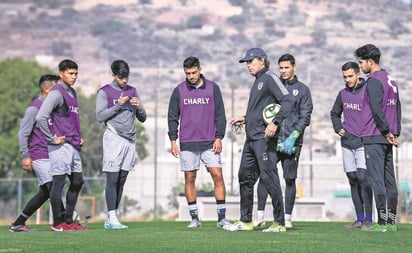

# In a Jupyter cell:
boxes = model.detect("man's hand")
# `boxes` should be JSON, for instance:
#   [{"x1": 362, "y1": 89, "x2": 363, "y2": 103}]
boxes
[
  {"x1": 22, "y1": 158, "x2": 33, "y2": 172},
  {"x1": 130, "y1": 97, "x2": 141, "y2": 109},
  {"x1": 53, "y1": 135, "x2": 66, "y2": 145},
  {"x1": 264, "y1": 122, "x2": 278, "y2": 138},
  {"x1": 230, "y1": 116, "x2": 245, "y2": 125},
  {"x1": 170, "y1": 141, "x2": 179, "y2": 158},
  {"x1": 213, "y1": 138, "x2": 222, "y2": 154},
  {"x1": 118, "y1": 92, "x2": 131, "y2": 105},
  {"x1": 283, "y1": 130, "x2": 300, "y2": 155},
  {"x1": 393, "y1": 136, "x2": 401, "y2": 147},
  {"x1": 387, "y1": 133, "x2": 401, "y2": 147}
]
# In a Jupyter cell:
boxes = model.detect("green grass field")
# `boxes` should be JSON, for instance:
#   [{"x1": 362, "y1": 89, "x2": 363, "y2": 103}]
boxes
[{"x1": 1, "y1": 221, "x2": 412, "y2": 253}]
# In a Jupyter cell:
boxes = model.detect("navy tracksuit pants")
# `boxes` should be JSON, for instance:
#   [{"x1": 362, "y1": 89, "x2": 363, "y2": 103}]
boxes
[{"x1": 238, "y1": 138, "x2": 285, "y2": 225}]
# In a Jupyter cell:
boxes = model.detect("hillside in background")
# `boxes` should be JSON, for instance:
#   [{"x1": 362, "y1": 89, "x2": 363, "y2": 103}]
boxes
[{"x1": 1, "y1": 0, "x2": 411, "y2": 151}]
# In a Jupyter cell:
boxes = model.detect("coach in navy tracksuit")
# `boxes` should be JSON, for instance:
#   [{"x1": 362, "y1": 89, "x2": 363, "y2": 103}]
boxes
[
  {"x1": 226, "y1": 48, "x2": 295, "y2": 232},
  {"x1": 355, "y1": 44, "x2": 401, "y2": 232}
]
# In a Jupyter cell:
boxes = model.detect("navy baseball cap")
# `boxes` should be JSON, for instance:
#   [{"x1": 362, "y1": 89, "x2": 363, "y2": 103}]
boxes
[{"x1": 239, "y1": 48, "x2": 267, "y2": 63}]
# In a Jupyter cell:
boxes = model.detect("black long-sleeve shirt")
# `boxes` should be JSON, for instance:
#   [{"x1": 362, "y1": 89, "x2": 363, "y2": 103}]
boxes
[
  {"x1": 244, "y1": 68, "x2": 295, "y2": 140},
  {"x1": 277, "y1": 76, "x2": 313, "y2": 144}
]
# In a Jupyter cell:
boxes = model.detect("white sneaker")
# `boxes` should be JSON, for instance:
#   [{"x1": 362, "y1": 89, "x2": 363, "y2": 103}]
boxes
[
  {"x1": 104, "y1": 221, "x2": 128, "y2": 229},
  {"x1": 223, "y1": 221, "x2": 254, "y2": 232},
  {"x1": 187, "y1": 219, "x2": 201, "y2": 228},
  {"x1": 104, "y1": 215, "x2": 128, "y2": 229}
]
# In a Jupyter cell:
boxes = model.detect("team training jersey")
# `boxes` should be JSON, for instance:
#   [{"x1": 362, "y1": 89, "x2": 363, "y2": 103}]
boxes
[
  {"x1": 18, "y1": 97, "x2": 49, "y2": 160},
  {"x1": 49, "y1": 84, "x2": 82, "y2": 150},
  {"x1": 177, "y1": 79, "x2": 216, "y2": 143},
  {"x1": 36, "y1": 83, "x2": 82, "y2": 150},
  {"x1": 168, "y1": 75, "x2": 226, "y2": 151},
  {"x1": 362, "y1": 70, "x2": 400, "y2": 137},
  {"x1": 340, "y1": 84, "x2": 367, "y2": 137},
  {"x1": 330, "y1": 79, "x2": 366, "y2": 149},
  {"x1": 96, "y1": 82, "x2": 147, "y2": 142}
]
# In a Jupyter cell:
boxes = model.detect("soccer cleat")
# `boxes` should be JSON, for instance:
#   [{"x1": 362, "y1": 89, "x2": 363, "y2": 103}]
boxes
[
  {"x1": 187, "y1": 219, "x2": 201, "y2": 228},
  {"x1": 9, "y1": 224, "x2": 35, "y2": 232},
  {"x1": 362, "y1": 221, "x2": 373, "y2": 228},
  {"x1": 223, "y1": 221, "x2": 254, "y2": 231},
  {"x1": 386, "y1": 224, "x2": 398, "y2": 232},
  {"x1": 217, "y1": 218, "x2": 232, "y2": 229},
  {"x1": 361, "y1": 223, "x2": 387, "y2": 232},
  {"x1": 104, "y1": 221, "x2": 128, "y2": 230},
  {"x1": 51, "y1": 222, "x2": 73, "y2": 232},
  {"x1": 262, "y1": 222, "x2": 287, "y2": 232},
  {"x1": 67, "y1": 222, "x2": 88, "y2": 230},
  {"x1": 345, "y1": 221, "x2": 363, "y2": 229},
  {"x1": 253, "y1": 219, "x2": 266, "y2": 229}
]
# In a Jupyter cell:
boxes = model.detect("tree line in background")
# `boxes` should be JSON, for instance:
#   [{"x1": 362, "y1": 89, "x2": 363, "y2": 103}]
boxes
[{"x1": 0, "y1": 58, "x2": 149, "y2": 180}]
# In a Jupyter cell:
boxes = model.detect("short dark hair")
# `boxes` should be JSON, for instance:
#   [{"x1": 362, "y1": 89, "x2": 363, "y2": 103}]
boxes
[
  {"x1": 354, "y1": 44, "x2": 381, "y2": 64},
  {"x1": 58, "y1": 59, "x2": 78, "y2": 72},
  {"x1": 38, "y1": 74, "x2": 59, "y2": 86},
  {"x1": 111, "y1": 59, "x2": 130, "y2": 77},
  {"x1": 278, "y1": 54, "x2": 295, "y2": 65},
  {"x1": 341, "y1": 61, "x2": 360, "y2": 72},
  {"x1": 183, "y1": 56, "x2": 200, "y2": 69}
]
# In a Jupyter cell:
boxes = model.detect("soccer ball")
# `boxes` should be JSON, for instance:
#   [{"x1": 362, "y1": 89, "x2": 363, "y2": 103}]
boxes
[{"x1": 262, "y1": 103, "x2": 281, "y2": 124}]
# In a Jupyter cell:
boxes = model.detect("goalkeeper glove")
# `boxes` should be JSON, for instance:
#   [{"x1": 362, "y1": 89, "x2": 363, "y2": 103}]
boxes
[
  {"x1": 276, "y1": 139, "x2": 285, "y2": 152},
  {"x1": 283, "y1": 130, "x2": 300, "y2": 155}
]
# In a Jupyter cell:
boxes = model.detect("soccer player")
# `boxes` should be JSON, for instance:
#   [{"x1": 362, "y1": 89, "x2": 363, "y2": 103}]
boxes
[
  {"x1": 256, "y1": 54, "x2": 313, "y2": 228},
  {"x1": 226, "y1": 48, "x2": 295, "y2": 232},
  {"x1": 167, "y1": 56, "x2": 231, "y2": 229},
  {"x1": 9, "y1": 75, "x2": 59, "y2": 232},
  {"x1": 355, "y1": 44, "x2": 401, "y2": 232},
  {"x1": 36, "y1": 59, "x2": 87, "y2": 231},
  {"x1": 330, "y1": 62, "x2": 373, "y2": 229},
  {"x1": 96, "y1": 60, "x2": 147, "y2": 229}
]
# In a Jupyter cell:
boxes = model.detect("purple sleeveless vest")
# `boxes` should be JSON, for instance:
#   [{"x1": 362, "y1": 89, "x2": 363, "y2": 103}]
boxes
[
  {"x1": 340, "y1": 86, "x2": 366, "y2": 137},
  {"x1": 28, "y1": 98, "x2": 49, "y2": 160},
  {"x1": 178, "y1": 80, "x2": 216, "y2": 143},
  {"x1": 49, "y1": 84, "x2": 82, "y2": 150},
  {"x1": 361, "y1": 70, "x2": 399, "y2": 136},
  {"x1": 100, "y1": 84, "x2": 137, "y2": 114}
]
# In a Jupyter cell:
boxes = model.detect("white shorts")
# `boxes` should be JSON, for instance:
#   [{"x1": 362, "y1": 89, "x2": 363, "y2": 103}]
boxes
[
  {"x1": 342, "y1": 146, "x2": 366, "y2": 173},
  {"x1": 102, "y1": 129, "x2": 136, "y2": 172},
  {"x1": 32, "y1": 159, "x2": 52, "y2": 186},
  {"x1": 48, "y1": 143, "x2": 82, "y2": 176},
  {"x1": 179, "y1": 149, "x2": 222, "y2": 172}
]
